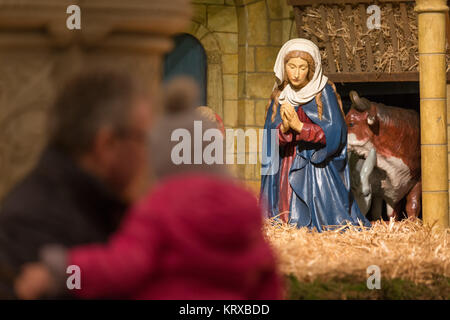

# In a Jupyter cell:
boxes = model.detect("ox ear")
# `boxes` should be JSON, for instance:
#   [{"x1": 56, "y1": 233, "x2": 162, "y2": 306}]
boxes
[{"x1": 367, "y1": 104, "x2": 378, "y2": 127}]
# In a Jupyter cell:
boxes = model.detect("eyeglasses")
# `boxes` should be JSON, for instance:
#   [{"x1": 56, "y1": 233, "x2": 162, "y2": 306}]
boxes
[{"x1": 115, "y1": 127, "x2": 148, "y2": 144}]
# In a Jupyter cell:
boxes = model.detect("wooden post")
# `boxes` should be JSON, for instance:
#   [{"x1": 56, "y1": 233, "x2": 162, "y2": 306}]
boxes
[{"x1": 415, "y1": 0, "x2": 449, "y2": 228}]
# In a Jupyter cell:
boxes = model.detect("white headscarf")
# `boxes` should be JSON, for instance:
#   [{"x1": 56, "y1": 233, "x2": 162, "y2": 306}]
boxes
[{"x1": 274, "y1": 38, "x2": 328, "y2": 106}]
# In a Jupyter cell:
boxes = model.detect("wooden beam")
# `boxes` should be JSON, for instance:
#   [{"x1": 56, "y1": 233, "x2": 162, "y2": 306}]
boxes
[
  {"x1": 293, "y1": 6, "x2": 304, "y2": 38},
  {"x1": 345, "y1": 4, "x2": 361, "y2": 72},
  {"x1": 377, "y1": 27, "x2": 386, "y2": 70},
  {"x1": 308, "y1": 4, "x2": 319, "y2": 48},
  {"x1": 386, "y1": 3, "x2": 401, "y2": 72},
  {"x1": 400, "y1": 2, "x2": 416, "y2": 67},
  {"x1": 358, "y1": 3, "x2": 374, "y2": 72},
  {"x1": 327, "y1": 71, "x2": 450, "y2": 83},
  {"x1": 332, "y1": 5, "x2": 349, "y2": 72},
  {"x1": 319, "y1": 6, "x2": 336, "y2": 73},
  {"x1": 319, "y1": 5, "x2": 337, "y2": 73}
]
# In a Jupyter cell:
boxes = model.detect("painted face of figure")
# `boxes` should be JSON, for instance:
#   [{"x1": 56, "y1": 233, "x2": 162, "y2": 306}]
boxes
[{"x1": 285, "y1": 57, "x2": 309, "y2": 90}]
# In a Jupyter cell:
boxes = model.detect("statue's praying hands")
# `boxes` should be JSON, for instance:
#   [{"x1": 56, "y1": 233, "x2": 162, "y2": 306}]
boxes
[{"x1": 280, "y1": 103, "x2": 304, "y2": 134}]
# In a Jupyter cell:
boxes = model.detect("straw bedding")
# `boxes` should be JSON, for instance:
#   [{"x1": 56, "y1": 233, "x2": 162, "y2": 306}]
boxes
[{"x1": 264, "y1": 218, "x2": 450, "y2": 285}]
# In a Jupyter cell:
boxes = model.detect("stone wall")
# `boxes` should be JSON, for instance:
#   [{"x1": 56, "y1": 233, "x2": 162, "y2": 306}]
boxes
[
  {"x1": 236, "y1": 0, "x2": 296, "y2": 193},
  {"x1": 189, "y1": 0, "x2": 297, "y2": 194},
  {"x1": 189, "y1": 0, "x2": 238, "y2": 124},
  {"x1": 448, "y1": 83, "x2": 450, "y2": 217}
]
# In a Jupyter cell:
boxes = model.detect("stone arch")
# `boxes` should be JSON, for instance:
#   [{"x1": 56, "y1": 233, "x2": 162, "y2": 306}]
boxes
[
  {"x1": 163, "y1": 34, "x2": 208, "y2": 104},
  {"x1": 185, "y1": 22, "x2": 224, "y2": 118},
  {"x1": 186, "y1": 1, "x2": 240, "y2": 128}
]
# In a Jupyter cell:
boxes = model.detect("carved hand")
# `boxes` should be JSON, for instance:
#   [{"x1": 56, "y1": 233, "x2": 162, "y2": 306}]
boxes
[
  {"x1": 280, "y1": 103, "x2": 291, "y2": 133},
  {"x1": 282, "y1": 104, "x2": 303, "y2": 133},
  {"x1": 282, "y1": 103, "x2": 296, "y2": 120},
  {"x1": 288, "y1": 112, "x2": 304, "y2": 133}
]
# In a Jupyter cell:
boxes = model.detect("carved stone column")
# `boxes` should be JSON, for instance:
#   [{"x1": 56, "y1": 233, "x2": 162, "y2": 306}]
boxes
[
  {"x1": 415, "y1": 0, "x2": 449, "y2": 228},
  {"x1": 0, "y1": 0, "x2": 191, "y2": 200}
]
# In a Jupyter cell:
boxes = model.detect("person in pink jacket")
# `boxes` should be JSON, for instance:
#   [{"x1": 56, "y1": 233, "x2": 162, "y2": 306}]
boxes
[
  {"x1": 14, "y1": 173, "x2": 283, "y2": 300},
  {"x1": 14, "y1": 77, "x2": 283, "y2": 300}
]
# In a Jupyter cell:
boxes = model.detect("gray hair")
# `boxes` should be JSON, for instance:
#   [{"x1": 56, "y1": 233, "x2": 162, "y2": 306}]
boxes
[{"x1": 48, "y1": 70, "x2": 145, "y2": 156}]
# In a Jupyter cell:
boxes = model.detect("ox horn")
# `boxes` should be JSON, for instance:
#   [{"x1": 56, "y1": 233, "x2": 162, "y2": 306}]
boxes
[{"x1": 349, "y1": 90, "x2": 370, "y2": 112}]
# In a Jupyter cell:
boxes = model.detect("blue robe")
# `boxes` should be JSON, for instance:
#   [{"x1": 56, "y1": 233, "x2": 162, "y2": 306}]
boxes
[{"x1": 260, "y1": 83, "x2": 371, "y2": 231}]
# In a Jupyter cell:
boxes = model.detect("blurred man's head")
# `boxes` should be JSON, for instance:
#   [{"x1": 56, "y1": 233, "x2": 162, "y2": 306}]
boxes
[{"x1": 48, "y1": 70, "x2": 152, "y2": 200}]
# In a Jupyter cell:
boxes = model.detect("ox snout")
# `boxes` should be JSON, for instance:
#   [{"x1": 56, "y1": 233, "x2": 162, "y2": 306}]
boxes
[{"x1": 347, "y1": 133, "x2": 370, "y2": 148}]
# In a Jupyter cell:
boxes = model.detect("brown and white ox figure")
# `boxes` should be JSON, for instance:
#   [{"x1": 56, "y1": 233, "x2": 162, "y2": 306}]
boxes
[{"x1": 345, "y1": 91, "x2": 421, "y2": 220}]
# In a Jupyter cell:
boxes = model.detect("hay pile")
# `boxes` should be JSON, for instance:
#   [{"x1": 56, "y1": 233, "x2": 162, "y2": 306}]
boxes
[
  {"x1": 300, "y1": 3, "x2": 450, "y2": 74},
  {"x1": 264, "y1": 219, "x2": 450, "y2": 285}
]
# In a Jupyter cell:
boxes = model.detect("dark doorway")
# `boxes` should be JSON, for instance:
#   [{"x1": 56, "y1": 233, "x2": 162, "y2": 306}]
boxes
[
  {"x1": 163, "y1": 34, "x2": 207, "y2": 105},
  {"x1": 336, "y1": 82, "x2": 420, "y2": 115}
]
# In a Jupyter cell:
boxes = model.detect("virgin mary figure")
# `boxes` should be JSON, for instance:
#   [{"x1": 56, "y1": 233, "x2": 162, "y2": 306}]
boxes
[{"x1": 260, "y1": 39, "x2": 371, "y2": 231}]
